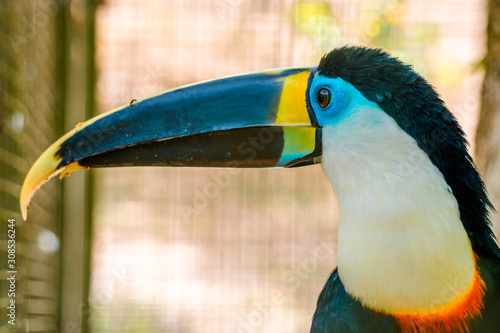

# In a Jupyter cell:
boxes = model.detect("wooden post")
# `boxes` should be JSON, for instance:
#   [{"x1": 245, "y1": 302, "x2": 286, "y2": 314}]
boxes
[
  {"x1": 59, "y1": 0, "x2": 96, "y2": 332},
  {"x1": 477, "y1": 0, "x2": 500, "y2": 239}
]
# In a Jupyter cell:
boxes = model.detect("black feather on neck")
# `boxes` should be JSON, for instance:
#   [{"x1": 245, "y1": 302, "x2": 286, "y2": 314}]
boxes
[{"x1": 317, "y1": 46, "x2": 500, "y2": 258}]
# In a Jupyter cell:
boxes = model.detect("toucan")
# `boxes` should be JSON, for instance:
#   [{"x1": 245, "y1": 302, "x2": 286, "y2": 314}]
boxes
[{"x1": 21, "y1": 46, "x2": 500, "y2": 332}]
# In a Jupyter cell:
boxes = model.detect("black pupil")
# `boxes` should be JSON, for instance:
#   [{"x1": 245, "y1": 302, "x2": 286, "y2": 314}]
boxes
[{"x1": 316, "y1": 88, "x2": 331, "y2": 108}]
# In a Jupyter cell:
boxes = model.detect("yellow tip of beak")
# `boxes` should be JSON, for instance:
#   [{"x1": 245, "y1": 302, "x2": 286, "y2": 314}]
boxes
[
  {"x1": 20, "y1": 114, "x2": 104, "y2": 220},
  {"x1": 20, "y1": 143, "x2": 86, "y2": 221},
  {"x1": 20, "y1": 157, "x2": 62, "y2": 221}
]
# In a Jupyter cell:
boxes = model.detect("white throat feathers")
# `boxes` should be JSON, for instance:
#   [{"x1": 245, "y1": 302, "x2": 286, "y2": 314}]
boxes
[{"x1": 321, "y1": 99, "x2": 476, "y2": 314}]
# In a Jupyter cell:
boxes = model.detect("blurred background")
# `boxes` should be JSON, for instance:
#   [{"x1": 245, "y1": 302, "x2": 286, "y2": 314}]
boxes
[{"x1": 1, "y1": 0, "x2": 499, "y2": 332}]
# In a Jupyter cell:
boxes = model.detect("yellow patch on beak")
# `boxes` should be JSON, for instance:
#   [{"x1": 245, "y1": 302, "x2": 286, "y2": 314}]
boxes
[{"x1": 275, "y1": 70, "x2": 312, "y2": 125}]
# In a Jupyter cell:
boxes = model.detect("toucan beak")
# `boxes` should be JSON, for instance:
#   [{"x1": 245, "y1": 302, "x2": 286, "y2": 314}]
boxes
[{"x1": 20, "y1": 67, "x2": 322, "y2": 220}]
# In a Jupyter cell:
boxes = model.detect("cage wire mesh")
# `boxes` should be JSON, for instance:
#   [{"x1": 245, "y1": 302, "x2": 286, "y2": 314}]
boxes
[
  {"x1": 0, "y1": 0, "x2": 488, "y2": 332},
  {"x1": 90, "y1": 0, "x2": 487, "y2": 332},
  {"x1": 1, "y1": 1, "x2": 64, "y2": 332}
]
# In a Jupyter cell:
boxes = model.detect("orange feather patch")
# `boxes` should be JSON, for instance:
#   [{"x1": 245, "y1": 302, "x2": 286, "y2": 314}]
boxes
[{"x1": 394, "y1": 269, "x2": 485, "y2": 333}]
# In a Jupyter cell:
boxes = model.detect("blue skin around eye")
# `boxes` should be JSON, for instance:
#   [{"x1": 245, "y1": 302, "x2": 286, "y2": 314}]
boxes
[{"x1": 309, "y1": 76, "x2": 380, "y2": 127}]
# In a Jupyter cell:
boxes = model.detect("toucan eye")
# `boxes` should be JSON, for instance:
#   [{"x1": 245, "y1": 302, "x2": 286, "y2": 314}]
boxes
[{"x1": 316, "y1": 88, "x2": 331, "y2": 109}]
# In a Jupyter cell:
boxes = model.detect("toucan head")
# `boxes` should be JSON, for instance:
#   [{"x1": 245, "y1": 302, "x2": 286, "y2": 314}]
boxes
[{"x1": 20, "y1": 46, "x2": 497, "y2": 258}]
